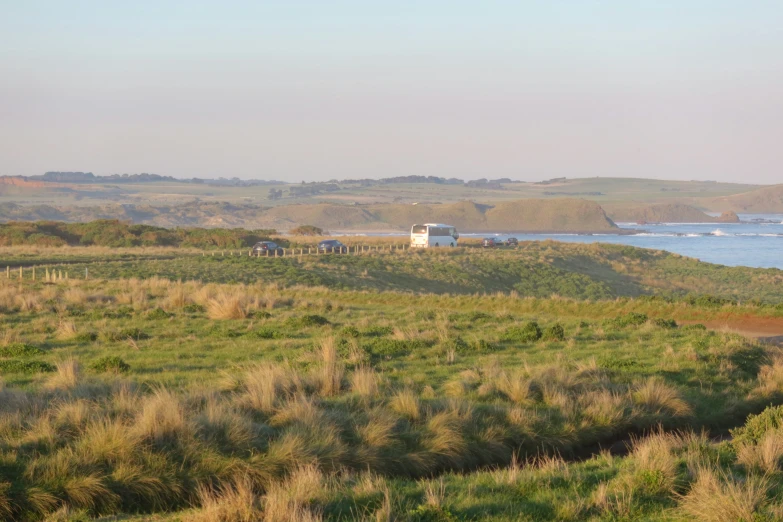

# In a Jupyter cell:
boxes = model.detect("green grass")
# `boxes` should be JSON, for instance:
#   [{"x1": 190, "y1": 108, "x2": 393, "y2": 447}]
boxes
[{"x1": 0, "y1": 244, "x2": 782, "y2": 521}]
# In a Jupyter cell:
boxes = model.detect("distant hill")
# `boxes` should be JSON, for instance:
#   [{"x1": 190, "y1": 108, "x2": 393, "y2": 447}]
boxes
[
  {"x1": 605, "y1": 203, "x2": 739, "y2": 223},
  {"x1": 0, "y1": 199, "x2": 621, "y2": 233},
  {"x1": 705, "y1": 184, "x2": 783, "y2": 213}
]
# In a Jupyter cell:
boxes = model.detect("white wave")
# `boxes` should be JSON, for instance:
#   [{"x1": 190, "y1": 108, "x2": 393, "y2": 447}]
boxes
[{"x1": 711, "y1": 229, "x2": 731, "y2": 237}]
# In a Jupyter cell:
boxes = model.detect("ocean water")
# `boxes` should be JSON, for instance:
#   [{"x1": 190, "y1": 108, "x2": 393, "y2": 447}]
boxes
[{"x1": 464, "y1": 214, "x2": 783, "y2": 269}]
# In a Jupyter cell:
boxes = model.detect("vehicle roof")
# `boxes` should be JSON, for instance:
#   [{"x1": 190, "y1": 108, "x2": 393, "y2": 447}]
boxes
[
  {"x1": 255, "y1": 241, "x2": 276, "y2": 244},
  {"x1": 319, "y1": 239, "x2": 340, "y2": 243}
]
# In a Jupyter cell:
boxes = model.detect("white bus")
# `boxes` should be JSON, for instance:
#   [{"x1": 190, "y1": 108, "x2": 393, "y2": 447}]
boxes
[{"x1": 410, "y1": 223, "x2": 459, "y2": 248}]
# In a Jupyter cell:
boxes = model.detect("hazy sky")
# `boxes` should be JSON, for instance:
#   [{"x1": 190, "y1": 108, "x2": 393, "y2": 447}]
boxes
[{"x1": 1, "y1": 1, "x2": 782, "y2": 183}]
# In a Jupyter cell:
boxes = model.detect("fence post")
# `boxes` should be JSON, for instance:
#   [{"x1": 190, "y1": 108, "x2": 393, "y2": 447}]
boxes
[
  {"x1": 5, "y1": 266, "x2": 8, "y2": 279},
  {"x1": 85, "y1": 268, "x2": 88, "y2": 280},
  {"x1": 19, "y1": 267, "x2": 23, "y2": 280},
  {"x1": 32, "y1": 267, "x2": 35, "y2": 281}
]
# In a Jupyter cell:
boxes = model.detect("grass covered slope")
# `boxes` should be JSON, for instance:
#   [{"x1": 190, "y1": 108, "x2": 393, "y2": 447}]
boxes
[
  {"x1": 6, "y1": 240, "x2": 782, "y2": 304},
  {"x1": 0, "y1": 199, "x2": 620, "y2": 233},
  {"x1": 706, "y1": 184, "x2": 783, "y2": 213},
  {"x1": 1, "y1": 275, "x2": 783, "y2": 521},
  {"x1": 604, "y1": 203, "x2": 739, "y2": 224}
]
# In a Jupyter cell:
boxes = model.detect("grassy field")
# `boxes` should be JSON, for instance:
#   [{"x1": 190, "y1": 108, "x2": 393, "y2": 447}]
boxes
[{"x1": 1, "y1": 243, "x2": 783, "y2": 521}]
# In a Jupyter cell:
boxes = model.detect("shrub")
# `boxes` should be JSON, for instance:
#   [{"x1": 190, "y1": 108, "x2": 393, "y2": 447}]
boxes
[
  {"x1": 542, "y1": 323, "x2": 565, "y2": 341},
  {"x1": 249, "y1": 310, "x2": 272, "y2": 319},
  {"x1": 683, "y1": 324, "x2": 707, "y2": 331},
  {"x1": 502, "y1": 322, "x2": 542, "y2": 343},
  {"x1": 183, "y1": 303, "x2": 206, "y2": 314},
  {"x1": 285, "y1": 315, "x2": 329, "y2": 328},
  {"x1": 368, "y1": 338, "x2": 429, "y2": 359},
  {"x1": 0, "y1": 360, "x2": 56, "y2": 373},
  {"x1": 652, "y1": 318, "x2": 678, "y2": 329},
  {"x1": 74, "y1": 332, "x2": 98, "y2": 343},
  {"x1": 341, "y1": 326, "x2": 361, "y2": 338},
  {"x1": 104, "y1": 328, "x2": 150, "y2": 342},
  {"x1": 731, "y1": 405, "x2": 783, "y2": 449},
  {"x1": 146, "y1": 308, "x2": 172, "y2": 320},
  {"x1": 609, "y1": 312, "x2": 649, "y2": 328},
  {"x1": 470, "y1": 339, "x2": 498, "y2": 353},
  {"x1": 250, "y1": 326, "x2": 285, "y2": 340},
  {"x1": 0, "y1": 343, "x2": 43, "y2": 357},
  {"x1": 290, "y1": 225, "x2": 323, "y2": 236},
  {"x1": 90, "y1": 356, "x2": 131, "y2": 374},
  {"x1": 363, "y1": 325, "x2": 393, "y2": 337}
]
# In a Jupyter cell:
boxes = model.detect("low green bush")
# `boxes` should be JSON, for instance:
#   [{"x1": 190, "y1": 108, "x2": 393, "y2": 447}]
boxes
[
  {"x1": 285, "y1": 314, "x2": 330, "y2": 327},
  {"x1": 74, "y1": 332, "x2": 98, "y2": 343},
  {"x1": 183, "y1": 303, "x2": 206, "y2": 314},
  {"x1": 250, "y1": 326, "x2": 285, "y2": 339},
  {"x1": 341, "y1": 326, "x2": 361, "y2": 338},
  {"x1": 363, "y1": 325, "x2": 393, "y2": 337},
  {"x1": 609, "y1": 312, "x2": 649, "y2": 328},
  {"x1": 542, "y1": 323, "x2": 565, "y2": 341},
  {"x1": 0, "y1": 360, "x2": 56, "y2": 374},
  {"x1": 652, "y1": 318, "x2": 678, "y2": 329},
  {"x1": 368, "y1": 338, "x2": 430, "y2": 359},
  {"x1": 730, "y1": 405, "x2": 783, "y2": 448},
  {"x1": 0, "y1": 343, "x2": 43, "y2": 358},
  {"x1": 146, "y1": 308, "x2": 172, "y2": 320},
  {"x1": 90, "y1": 356, "x2": 131, "y2": 374},
  {"x1": 502, "y1": 322, "x2": 542, "y2": 343}
]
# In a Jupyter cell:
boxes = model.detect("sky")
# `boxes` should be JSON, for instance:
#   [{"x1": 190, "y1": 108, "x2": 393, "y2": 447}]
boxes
[{"x1": 1, "y1": 1, "x2": 782, "y2": 183}]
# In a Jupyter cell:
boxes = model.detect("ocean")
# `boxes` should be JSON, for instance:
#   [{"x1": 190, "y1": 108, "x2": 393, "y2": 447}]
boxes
[{"x1": 462, "y1": 214, "x2": 783, "y2": 269}]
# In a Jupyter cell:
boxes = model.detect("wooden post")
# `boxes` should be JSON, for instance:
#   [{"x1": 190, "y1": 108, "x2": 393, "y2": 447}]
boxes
[
  {"x1": 85, "y1": 268, "x2": 88, "y2": 280},
  {"x1": 19, "y1": 267, "x2": 23, "y2": 280},
  {"x1": 6, "y1": 266, "x2": 9, "y2": 278},
  {"x1": 32, "y1": 267, "x2": 35, "y2": 281}
]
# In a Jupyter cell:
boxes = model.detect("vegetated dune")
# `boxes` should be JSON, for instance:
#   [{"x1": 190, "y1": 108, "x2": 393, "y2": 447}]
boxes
[
  {"x1": 265, "y1": 203, "x2": 381, "y2": 229},
  {"x1": 370, "y1": 198, "x2": 618, "y2": 232},
  {"x1": 706, "y1": 184, "x2": 783, "y2": 213},
  {"x1": 605, "y1": 203, "x2": 740, "y2": 223},
  {"x1": 0, "y1": 198, "x2": 621, "y2": 232}
]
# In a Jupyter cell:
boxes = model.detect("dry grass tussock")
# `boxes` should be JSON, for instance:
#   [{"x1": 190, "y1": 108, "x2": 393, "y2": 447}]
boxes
[
  {"x1": 239, "y1": 363, "x2": 299, "y2": 413},
  {"x1": 350, "y1": 366, "x2": 379, "y2": 398},
  {"x1": 754, "y1": 353, "x2": 783, "y2": 397},
  {"x1": 633, "y1": 377, "x2": 692, "y2": 417},
  {"x1": 679, "y1": 465, "x2": 770, "y2": 522},
  {"x1": 45, "y1": 358, "x2": 81, "y2": 391},
  {"x1": 192, "y1": 478, "x2": 263, "y2": 522},
  {"x1": 207, "y1": 291, "x2": 248, "y2": 320},
  {"x1": 263, "y1": 464, "x2": 326, "y2": 522},
  {"x1": 316, "y1": 337, "x2": 344, "y2": 397},
  {"x1": 133, "y1": 388, "x2": 187, "y2": 445},
  {"x1": 56, "y1": 320, "x2": 78, "y2": 340}
]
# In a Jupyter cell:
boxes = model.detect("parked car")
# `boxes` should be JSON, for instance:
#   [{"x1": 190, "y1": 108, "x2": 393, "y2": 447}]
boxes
[
  {"x1": 317, "y1": 239, "x2": 347, "y2": 253},
  {"x1": 252, "y1": 241, "x2": 284, "y2": 256},
  {"x1": 482, "y1": 238, "x2": 497, "y2": 248},
  {"x1": 505, "y1": 237, "x2": 519, "y2": 246}
]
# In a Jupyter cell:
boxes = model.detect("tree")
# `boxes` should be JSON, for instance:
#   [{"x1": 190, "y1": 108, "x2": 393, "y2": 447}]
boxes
[{"x1": 289, "y1": 225, "x2": 323, "y2": 236}]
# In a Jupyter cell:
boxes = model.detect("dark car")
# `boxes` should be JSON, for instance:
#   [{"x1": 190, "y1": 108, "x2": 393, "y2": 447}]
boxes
[
  {"x1": 482, "y1": 238, "x2": 497, "y2": 248},
  {"x1": 505, "y1": 237, "x2": 519, "y2": 246},
  {"x1": 317, "y1": 239, "x2": 347, "y2": 253},
  {"x1": 252, "y1": 241, "x2": 284, "y2": 256}
]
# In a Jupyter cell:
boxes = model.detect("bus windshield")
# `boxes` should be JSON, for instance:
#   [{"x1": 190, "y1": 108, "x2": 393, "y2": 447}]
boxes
[{"x1": 412, "y1": 225, "x2": 427, "y2": 234}]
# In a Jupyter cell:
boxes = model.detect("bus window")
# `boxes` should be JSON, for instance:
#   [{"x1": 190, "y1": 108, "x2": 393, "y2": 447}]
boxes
[{"x1": 412, "y1": 225, "x2": 427, "y2": 234}]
